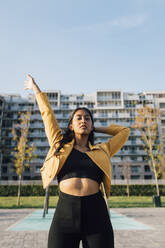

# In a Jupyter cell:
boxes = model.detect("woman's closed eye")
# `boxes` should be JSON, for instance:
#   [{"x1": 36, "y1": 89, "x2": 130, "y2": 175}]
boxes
[{"x1": 76, "y1": 116, "x2": 91, "y2": 121}]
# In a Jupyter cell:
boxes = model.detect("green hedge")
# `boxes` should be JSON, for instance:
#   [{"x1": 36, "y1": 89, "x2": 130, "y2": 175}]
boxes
[
  {"x1": 0, "y1": 184, "x2": 165, "y2": 196},
  {"x1": 110, "y1": 184, "x2": 165, "y2": 196},
  {"x1": 0, "y1": 185, "x2": 59, "y2": 197}
]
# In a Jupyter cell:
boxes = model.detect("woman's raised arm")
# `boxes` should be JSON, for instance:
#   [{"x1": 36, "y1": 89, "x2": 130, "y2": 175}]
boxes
[
  {"x1": 24, "y1": 74, "x2": 62, "y2": 147},
  {"x1": 94, "y1": 124, "x2": 130, "y2": 158}
]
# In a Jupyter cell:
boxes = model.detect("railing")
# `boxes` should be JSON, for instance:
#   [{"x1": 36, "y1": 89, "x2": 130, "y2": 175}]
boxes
[
  {"x1": 30, "y1": 123, "x2": 43, "y2": 128},
  {"x1": 111, "y1": 179, "x2": 165, "y2": 185},
  {"x1": 34, "y1": 142, "x2": 48, "y2": 147},
  {"x1": 1, "y1": 179, "x2": 165, "y2": 185},
  {"x1": 124, "y1": 95, "x2": 139, "y2": 101},
  {"x1": 28, "y1": 133, "x2": 45, "y2": 137}
]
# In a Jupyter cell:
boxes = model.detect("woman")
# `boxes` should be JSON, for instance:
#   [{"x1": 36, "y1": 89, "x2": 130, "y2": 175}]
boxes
[{"x1": 24, "y1": 74, "x2": 130, "y2": 248}]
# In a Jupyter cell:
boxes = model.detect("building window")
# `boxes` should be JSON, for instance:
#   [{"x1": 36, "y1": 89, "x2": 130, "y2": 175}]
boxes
[
  {"x1": 2, "y1": 157, "x2": 11, "y2": 163},
  {"x1": 12, "y1": 176, "x2": 18, "y2": 180},
  {"x1": 131, "y1": 156, "x2": 137, "y2": 161},
  {"x1": 160, "y1": 103, "x2": 165, "y2": 108},
  {"x1": 131, "y1": 175, "x2": 140, "y2": 179},
  {"x1": 2, "y1": 166, "x2": 8, "y2": 173},
  {"x1": 131, "y1": 166, "x2": 140, "y2": 173},
  {"x1": 23, "y1": 176, "x2": 31, "y2": 180},
  {"x1": 24, "y1": 167, "x2": 30, "y2": 172},
  {"x1": 161, "y1": 120, "x2": 165, "y2": 126},
  {"x1": 36, "y1": 166, "x2": 41, "y2": 173},
  {"x1": 144, "y1": 175, "x2": 152, "y2": 179},
  {"x1": 2, "y1": 176, "x2": 8, "y2": 180},
  {"x1": 144, "y1": 165, "x2": 151, "y2": 172}
]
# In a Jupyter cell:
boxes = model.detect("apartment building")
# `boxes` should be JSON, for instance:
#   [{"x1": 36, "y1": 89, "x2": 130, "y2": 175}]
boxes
[{"x1": 0, "y1": 90, "x2": 165, "y2": 181}]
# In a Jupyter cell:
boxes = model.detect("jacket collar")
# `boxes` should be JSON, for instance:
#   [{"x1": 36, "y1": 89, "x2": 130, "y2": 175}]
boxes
[
  {"x1": 65, "y1": 139, "x2": 100, "y2": 151},
  {"x1": 88, "y1": 141, "x2": 100, "y2": 151},
  {"x1": 59, "y1": 138, "x2": 101, "y2": 153}
]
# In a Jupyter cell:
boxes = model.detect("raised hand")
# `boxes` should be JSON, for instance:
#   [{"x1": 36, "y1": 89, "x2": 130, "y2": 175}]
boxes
[
  {"x1": 24, "y1": 74, "x2": 41, "y2": 94},
  {"x1": 24, "y1": 74, "x2": 36, "y2": 90}
]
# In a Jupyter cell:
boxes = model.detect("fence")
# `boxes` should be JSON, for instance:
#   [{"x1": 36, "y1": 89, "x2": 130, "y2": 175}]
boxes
[{"x1": 0, "y1": 179, "x2": 165, "y2": 185}]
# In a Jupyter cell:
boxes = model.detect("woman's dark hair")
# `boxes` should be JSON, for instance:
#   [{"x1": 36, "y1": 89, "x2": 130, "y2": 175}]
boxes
[{"x1": 55, "y1": 107, "x2": 94, "y2": 155}]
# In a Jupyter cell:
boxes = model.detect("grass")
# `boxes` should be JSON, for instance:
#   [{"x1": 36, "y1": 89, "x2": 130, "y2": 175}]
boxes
[
  {"x1": 0, "y1": 196, "x2": 165, "y2": 208},
  {"x1": 108, "y1": 196, "x2": 165, "y2": 208}
]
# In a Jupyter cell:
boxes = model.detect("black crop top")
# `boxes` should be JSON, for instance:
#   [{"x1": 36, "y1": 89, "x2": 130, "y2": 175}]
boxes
[{"x1": 57, "y1": 148, "x2": 104, "y2": 184}]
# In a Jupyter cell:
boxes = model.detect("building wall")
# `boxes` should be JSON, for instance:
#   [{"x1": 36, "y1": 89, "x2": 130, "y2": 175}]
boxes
[{"x1": 0, "y1": 90, "x2": 165, "y2": 181}]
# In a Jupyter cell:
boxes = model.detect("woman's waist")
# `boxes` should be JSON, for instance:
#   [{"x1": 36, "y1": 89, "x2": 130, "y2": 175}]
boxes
[{"x1": 59, "y1": 177, "x2": 100, "y2": 196}]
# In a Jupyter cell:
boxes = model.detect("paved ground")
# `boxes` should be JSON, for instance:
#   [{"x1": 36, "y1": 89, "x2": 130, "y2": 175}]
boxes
[{"x1": 0, "y1": 208, "x2": 164, "y2": 248}]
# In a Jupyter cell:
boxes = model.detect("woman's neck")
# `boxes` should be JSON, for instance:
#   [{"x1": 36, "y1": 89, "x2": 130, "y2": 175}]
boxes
[{"x1": 74, "y1": 135, "x2": 89, "y2": 148}]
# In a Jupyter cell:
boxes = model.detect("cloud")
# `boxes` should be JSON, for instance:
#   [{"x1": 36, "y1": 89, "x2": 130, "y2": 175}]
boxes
[
  {"x1": 110, "y1": 14, "x2": 148, "y2": 28},
  {"x1": 63, "y1": 14, "x2": 148, "y2": 33}
]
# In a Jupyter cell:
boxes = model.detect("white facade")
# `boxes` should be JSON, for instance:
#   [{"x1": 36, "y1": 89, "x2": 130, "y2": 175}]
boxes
[{"x1": 0, "y1": 90, "x2": 165, "y2": 181}]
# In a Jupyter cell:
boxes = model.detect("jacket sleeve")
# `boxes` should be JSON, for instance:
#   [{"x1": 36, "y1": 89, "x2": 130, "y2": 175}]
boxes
[
  {"x1": 104, "y1": 124, "x2": 130, "y2": 158},
  {"x1": 35, "y1": 92, "x2": 63, "y2": 147}
]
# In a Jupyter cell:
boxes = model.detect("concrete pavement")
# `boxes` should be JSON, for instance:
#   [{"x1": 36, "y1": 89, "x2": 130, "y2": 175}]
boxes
[{"x1": 0, "y1": 208, "x2": 164, "y2": 248}]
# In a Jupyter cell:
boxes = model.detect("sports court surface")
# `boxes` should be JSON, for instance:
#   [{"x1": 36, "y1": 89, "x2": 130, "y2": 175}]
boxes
[
  {"x1": 0, "y1": 208, "x2": 164, "y2": 248},
  {"x1": 7, "y1": 208, "x2": 152, "y2": 231}
]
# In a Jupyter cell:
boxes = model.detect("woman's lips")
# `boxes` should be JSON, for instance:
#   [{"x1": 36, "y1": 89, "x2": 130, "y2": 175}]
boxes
[{"x1": 80, "y1": 125, "x2": 87, "y2": 129}]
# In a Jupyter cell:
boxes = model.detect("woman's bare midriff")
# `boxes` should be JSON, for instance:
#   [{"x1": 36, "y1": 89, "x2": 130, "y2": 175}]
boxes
[{"x1": 59, "y1": 177, "x2": 100, "y2": 196}]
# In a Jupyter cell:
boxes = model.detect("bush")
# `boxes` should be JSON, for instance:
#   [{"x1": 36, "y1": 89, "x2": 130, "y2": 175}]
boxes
[
  {"x1": 0, "y1": 185, "x2": 59, "y2": 196},
  {"x1": 110, "y1": 184, "x2": 165, "y2": 196},
  {"x1": 0, "y1": 184, "x2": 165, "y2": 197}
]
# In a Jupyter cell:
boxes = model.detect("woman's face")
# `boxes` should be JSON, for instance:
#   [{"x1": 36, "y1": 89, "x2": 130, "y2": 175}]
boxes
[{"x1": 69, "y1": 109, "x2": 93, "y2": 135}]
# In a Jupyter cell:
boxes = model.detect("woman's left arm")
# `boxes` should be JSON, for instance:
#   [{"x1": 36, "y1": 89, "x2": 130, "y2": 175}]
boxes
[{"x1": 94, "y1": 124, "x2": 130, "y2": 157}]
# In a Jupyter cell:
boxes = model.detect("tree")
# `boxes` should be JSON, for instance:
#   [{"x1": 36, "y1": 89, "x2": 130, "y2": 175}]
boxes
[
  {"x1": 12, "y1": 111, "x2": 36, "y2": 206},
  {"x1": 132, "y1": 105, "x2": 165, "y2": 197},
  {"x1": 121, "y1": 162, "x2": 131, "y2": 197}
]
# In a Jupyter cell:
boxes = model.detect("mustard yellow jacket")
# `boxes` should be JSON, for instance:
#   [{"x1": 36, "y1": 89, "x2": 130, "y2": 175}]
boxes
[{"x1": 35, "y1": 92, "x2": 130, "y2": 198}]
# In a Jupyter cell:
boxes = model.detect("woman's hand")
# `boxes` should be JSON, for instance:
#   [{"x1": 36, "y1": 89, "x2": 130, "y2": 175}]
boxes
[
  {"x1": 24, "y1": 74, "x2": 36, "y2": 90},
  {"x1": 24, "y1": 74, "x2": 41, "y2": 94}
]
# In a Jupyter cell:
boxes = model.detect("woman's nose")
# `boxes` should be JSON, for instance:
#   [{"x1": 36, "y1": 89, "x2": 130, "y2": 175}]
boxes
[{"x1": 81, "y1": 117, "x2": 86, "y2": 123}]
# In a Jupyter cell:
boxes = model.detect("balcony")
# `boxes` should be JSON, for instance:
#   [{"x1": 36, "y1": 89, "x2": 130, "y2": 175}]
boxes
[
  {"x1": 55, "y1": 114, "x2": 70, "y2": 119},
  {"x1": 59, "y1": 123, "x2": 67, "y2": 128},
  {"x1": 33, "y1": 158, "x2": 45, "y2": 163},
  {"x1": 111, "y1": 157, "x2": 121, "y2": 162},
  {"x1": 30, "y1": 114, "x2": 42, "y2": 120},
  {"x1": 30, "y1": 123, "x2": 44, "y2": 128},
  {"x1": 28, "y1": 132, "x2": 45, "y2": 137},
  {"x1": 124, "y1": 95, "x2": 139, "y2": 101},
  {"x1": 35, "y1": 150, "x2": 48, "y2": 156},
  {"x1": 94, "y1": 113, "x2": 114, "y2": 118}
]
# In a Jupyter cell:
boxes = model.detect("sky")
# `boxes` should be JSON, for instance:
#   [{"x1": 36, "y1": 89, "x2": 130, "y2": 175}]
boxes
[{"x1": 0, "y1": 0, "x2": 165, "y2": 97}]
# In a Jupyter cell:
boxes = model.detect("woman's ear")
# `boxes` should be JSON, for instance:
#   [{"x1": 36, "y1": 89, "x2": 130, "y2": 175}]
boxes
[{"x1": 69, "y1": 124, "x2": 73, "y2": 131}]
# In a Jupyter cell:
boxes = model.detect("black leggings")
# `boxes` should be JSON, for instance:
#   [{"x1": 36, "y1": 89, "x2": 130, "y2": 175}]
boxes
[{"x1": 48, "y1": 190, "x2": 114, "y2": 248}]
